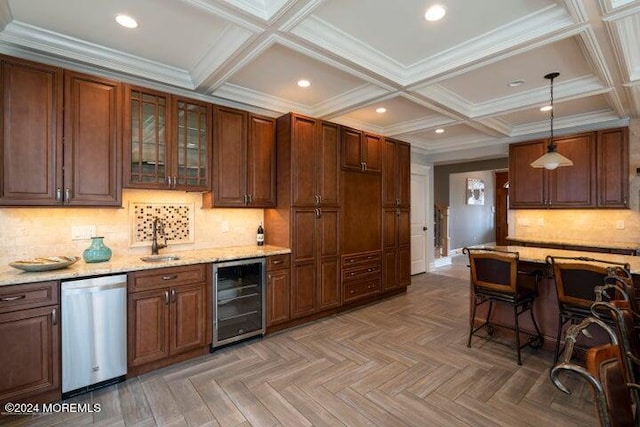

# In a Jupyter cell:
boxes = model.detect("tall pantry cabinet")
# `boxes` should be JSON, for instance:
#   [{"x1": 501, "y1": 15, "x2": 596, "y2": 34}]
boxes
[{"x1": 264, "y1": 113, "x2": 341, "y2": 320}]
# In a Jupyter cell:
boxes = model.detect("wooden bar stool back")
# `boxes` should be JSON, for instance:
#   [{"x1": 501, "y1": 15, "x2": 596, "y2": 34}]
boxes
[{"x1": 464, "y1": 247, "x2": 543, "y2": 365}]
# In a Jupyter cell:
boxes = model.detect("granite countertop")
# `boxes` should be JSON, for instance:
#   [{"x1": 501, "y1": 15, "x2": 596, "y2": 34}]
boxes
[
  {"x1": 474, "y1": 244, "x2": 640, "y2": 274},
  {"x1": 0, "y1": 245, "x2": 290, "y2": 286},
  {"x1": 506, "y1": 236, "x2": 639, "y2": 251}
]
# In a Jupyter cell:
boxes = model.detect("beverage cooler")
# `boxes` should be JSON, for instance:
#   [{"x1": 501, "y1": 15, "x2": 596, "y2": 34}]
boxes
[{"x1": 212, "y1": 257, "x2": 266, "y2": 347}]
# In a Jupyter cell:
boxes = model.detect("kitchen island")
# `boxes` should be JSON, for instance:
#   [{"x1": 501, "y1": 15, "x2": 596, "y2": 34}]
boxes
[{"x1": 468, "y1": 244, "x2": 640, "y2": 354}]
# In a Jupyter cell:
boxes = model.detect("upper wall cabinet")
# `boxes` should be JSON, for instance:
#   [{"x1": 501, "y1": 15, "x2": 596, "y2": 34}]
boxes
[
  {"x1": 341, "y1": 127, "x2": 382, "y2": 174},
  {"x1": 0, "y1": 56, "x2": 121, "y2": 206},
  {"x1": 382, "y1": 138, "x2": 410, "y2": 208},
  {"x1": 204, "y1": 106, "x2": 276, "y2": 208},
  {"x1": 509, "y1": 128, "x2": 628, "y2": 209},
  {"x1": 124, "y1": 85, "x2": 211, "y2": 191},
  {"x1": 597, "y1": 127, "x2": 629, "y2": 208}
]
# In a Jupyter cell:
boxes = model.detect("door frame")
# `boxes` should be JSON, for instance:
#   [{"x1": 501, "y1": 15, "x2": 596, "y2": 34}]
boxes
[{"x1": 410, "y1": 163, "x2": 433, "y2": 273}]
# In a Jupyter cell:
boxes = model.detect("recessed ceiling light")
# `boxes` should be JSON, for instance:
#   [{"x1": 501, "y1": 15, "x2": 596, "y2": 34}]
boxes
[
  {"x1": 297, "y1": 79, "x2": 311, "y2": 88},
  {"x1": 425, "y1": 5, "x2": 446, "y2": 22},
  {"x1": 435, "y1": 128, "x2": 445, "y2": 134},
  {"x1": 115, "y1": 14, "x2": 138, "y2": 29},
  {"x1": 508, "y1": 80, "x2": 525, "y2": 87},
  {"x1": 540, "y1": 105, "x2": 552, "y2": 112},
  {"x1": 376, "y1": 107, "x2": 387, "y2": 114}
]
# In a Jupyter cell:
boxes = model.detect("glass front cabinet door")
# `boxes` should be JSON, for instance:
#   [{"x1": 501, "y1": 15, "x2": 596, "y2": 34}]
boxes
[{"x1": 124, "y1": 85, "x2": 211, "y2": 191}]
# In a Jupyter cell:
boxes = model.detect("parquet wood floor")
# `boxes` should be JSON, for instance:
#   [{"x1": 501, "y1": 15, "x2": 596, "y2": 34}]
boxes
[{"x1": 4, "y1": 260, "x2": 598, "y2": 426}]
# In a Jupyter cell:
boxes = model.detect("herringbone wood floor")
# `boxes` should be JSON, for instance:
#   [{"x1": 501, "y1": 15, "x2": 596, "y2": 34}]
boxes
[{"x1": 5, "y1": 260, "x2": 598, "y2": 426}]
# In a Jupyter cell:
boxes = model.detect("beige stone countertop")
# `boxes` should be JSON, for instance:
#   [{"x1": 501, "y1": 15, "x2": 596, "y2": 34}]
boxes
[
  {"x1": 0, "y1": 245, "x2": 290, "y2": 286},
  {"x1": 506, "y1": 236, "x2": 639, "y2": 251},
  {"x1": 472, "y1": 245, "x2": 640, "y2": 274}
]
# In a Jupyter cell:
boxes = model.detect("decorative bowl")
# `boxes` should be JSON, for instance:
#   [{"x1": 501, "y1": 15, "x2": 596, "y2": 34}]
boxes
[{"x1": 9, "y1": 256, "x2": 80, "y2": 272}]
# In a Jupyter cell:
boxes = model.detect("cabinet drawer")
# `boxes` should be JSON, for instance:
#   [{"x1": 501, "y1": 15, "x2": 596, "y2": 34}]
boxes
[
  {"x1": 343, "y1": 278, "x2": 381, "y2": 303},
  {"x1": 342, "y1": 251, "x2": 381, "y2": 267},
  {"x1": 129, "y1": 264, "x2": 206, "y2": 292},
  {"x1": 342, "y1": 263, "x2": 381, "y2": 282},
  {"x1": 0, "y1": 281, "x2": 59, "y2": 313},
  {"x1": 267, "y1": 254, "x2": 290, "y2": 271}
]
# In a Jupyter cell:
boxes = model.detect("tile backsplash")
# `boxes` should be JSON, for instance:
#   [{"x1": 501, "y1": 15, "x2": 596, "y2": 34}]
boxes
[{"x1": 0, "y1": 189, "x2": 263, "y2": 266}]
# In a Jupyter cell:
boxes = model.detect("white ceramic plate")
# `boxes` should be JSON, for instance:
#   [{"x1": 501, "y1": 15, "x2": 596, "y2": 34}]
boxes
[{"x1": 9, "y1": 256, "x2": 80, "y2": 272}]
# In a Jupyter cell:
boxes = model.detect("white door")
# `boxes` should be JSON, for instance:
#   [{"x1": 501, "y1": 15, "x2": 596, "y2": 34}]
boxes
[{"x1": 411, "y1": 165, "x2": 431, "y2": 274}]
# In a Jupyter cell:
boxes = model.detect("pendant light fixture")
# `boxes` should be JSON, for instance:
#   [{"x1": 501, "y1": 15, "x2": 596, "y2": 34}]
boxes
[{"x1": 530, "y1": 72, "x2": 573, "y2": 170}]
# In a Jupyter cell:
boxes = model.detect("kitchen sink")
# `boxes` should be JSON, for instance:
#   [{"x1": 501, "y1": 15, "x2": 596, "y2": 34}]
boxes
[{"x1": 140, "y1": 255, "x2": 180, "y2": 262}]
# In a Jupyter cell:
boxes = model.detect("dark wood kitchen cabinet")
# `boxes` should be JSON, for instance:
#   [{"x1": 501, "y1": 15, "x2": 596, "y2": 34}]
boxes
[
  {"x1": 266, "y1": 254, "x2": 291, "y2": 327},
  {"x1": 205, "y1": 106, "x2": 276, "y2": 207},
  {"x1": 124, "y1": 85, "x2": 211, "y2": 191},
  {"x1": 0, "y1": 56, "x2": 121, "y2": 206},
  {"x1": 509, "y1": 129, "x2": 628, "y2": 209},
  {"x1": 127, "y1": 264, "x2": 209, "y2": 376},
  {"x1": 597, "y1": 127, "x2": 628, "y2": 208},
  {"x1": 382, "y1": 138, "x2": 411, "y2": 291},
  {"x1": 0, "y1": 281, "x2": 60, "y2": 405},
  {"x1": 265, "y1": 113, "x2": 341, "y2": 320},
  {"x1": 509, "y1": 133, "x2": 596, "y2": 208},
  {"x1": 341, "y1": 126, "x2": 382, "y2": 174}
]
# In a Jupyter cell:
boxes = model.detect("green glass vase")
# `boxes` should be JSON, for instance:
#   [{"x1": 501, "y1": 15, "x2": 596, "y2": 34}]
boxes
[{"x1": 82, "y1": 236, "x2": 112, "y2": 263}]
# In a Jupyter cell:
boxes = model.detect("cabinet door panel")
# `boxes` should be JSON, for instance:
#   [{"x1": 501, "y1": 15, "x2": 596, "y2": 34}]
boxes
[
  {"x1": 398, "y1": 209, "x2": 410, "y2": 247},
  {"x1": 318, "y1": 257, "x2": 340, "y2": 309},
  {"x1": 291, "y1": 262, "x2": 316, "y2": 318},
  {"x1": 247, "y1": 114, "x2": 276, "y2": 207},
  {"x1": 128, "y1": 290, "x2": 169, "y2": 366},
  {"x1": 293, "y1": 210, "x2": 316, "y2": 261},
  {"x1": 383, "y1": 250, "x2": 397, "y2": 291},
  {"x1": 508, "y1": 140, "x2": 547, "y2": 208},
  {"x1": 382, "y1": 139, "x2": 397, "y2": 207},
  {"x1": 266, "y1": 270, "x2": 290, "y2": 326},
  {"x1": 550, "y1": 133, "x2": 595, "y2": 207},
  {"x1": 65, "y1": 71, "x2": 121, "y2": 206},
  {"x1": 0, "y1": 306, "x2": 59, "y2": 403},
  {"x1": 397, "y1": 142, "x2": 411, "y2": 207},
  {"x1": 363, "y1": 133, "x2": 382, "y2": 173},
  {"x1": 170, "y1": 284, "x2": 206, "y2": 354},
  {"x1": 317, "y1": 121, "x2": 340, "y2": 206},
  {"x1": 0, "y1": 56, "x2": 63, "y2": 205},
  {"x1": 318, "y1": 209, "x2": 339, "y2": 258},
  {"x1": 398, "y1": 246, "x2": 411, "y2": 287},
  {"x1": 213, "y1": 107, "x2": 247, "y2": 206},
  {"x1": 124, "y1": 86, "x2": 171, "y2": 188},
  {"x1": 292, "y1": 116, "x2": 316, "y2": 206},
  {"x1": 383, "y1": 209, "x2": 397, "y2": 249},
  {"x1": 341, "y1": 127, "x2": 362, "y2": 171},
  {"x1": 174, "y1": 97, "x2": 210, "y2": 191},
  {"x1": 597, "y1": 128, "x2": 628, "y2": 207}
]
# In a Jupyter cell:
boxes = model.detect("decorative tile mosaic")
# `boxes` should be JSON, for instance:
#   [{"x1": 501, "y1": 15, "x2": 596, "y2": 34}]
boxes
[{"x1": 130, "y1": 202, "x2": 195, "y2": 247}]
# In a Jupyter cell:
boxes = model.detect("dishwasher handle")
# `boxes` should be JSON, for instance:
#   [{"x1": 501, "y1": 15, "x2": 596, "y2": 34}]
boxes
[{"x1": 62, "y1": 282, "x2": 126, "y2": 295}]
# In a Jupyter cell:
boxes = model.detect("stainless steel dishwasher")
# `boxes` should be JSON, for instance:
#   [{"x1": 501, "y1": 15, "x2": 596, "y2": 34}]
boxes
[{"x1": 61, "y1": 274, "x2": 127, "y2": 397}]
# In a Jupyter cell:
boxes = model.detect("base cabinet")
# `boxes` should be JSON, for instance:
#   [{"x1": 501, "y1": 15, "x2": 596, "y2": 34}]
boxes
[
  {"x1": 0, "y1": 281, "x2": 60, "y2": 405},
  {"x1": 127, "y1": 265, "x2": 208, "y2": 375},
  {"x1": 266, "y1": 254, "x2": 291, "y2": 327}
]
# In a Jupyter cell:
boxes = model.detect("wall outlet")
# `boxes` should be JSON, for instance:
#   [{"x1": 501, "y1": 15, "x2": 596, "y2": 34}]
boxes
[
  {"x1": 616, "y1": 220, "x2": 625, "y2": 230},
  {"x1": 71, "y1": 225, "x2": 96, "y2": 240}
]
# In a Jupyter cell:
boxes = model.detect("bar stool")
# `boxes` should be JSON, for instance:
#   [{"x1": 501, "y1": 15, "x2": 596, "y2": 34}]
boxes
[
  {"x1": 546, "y1": 256, "x2": 631, "y2": 364},
  {"x1": 464, "y1": 247, "x2": 543, "y2": 365}
]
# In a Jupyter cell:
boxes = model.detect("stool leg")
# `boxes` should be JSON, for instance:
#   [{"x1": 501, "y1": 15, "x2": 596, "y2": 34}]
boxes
[
  {"x1": 553, "y1": 312, "x2": 564, "y2": 365},
  {"x1": 514, "y1": 304, "x2": 522, "y2": 366},
  {"x1": 528, "y1": 302, "x2": 543, "y2": 348},
  {"x1": 468, "y1": 293, "x2": 478, "y2": 348}
]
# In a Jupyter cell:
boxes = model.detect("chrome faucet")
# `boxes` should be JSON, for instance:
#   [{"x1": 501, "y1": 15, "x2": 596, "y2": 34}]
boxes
[{"x1": 151, "y1": 217, "x2": 167, "y2": 255}]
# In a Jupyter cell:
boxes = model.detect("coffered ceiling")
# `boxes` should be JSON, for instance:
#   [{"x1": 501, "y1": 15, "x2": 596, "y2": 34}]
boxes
[{"x1": 0, "y1": 0, "x2": 638, "y2": 163}]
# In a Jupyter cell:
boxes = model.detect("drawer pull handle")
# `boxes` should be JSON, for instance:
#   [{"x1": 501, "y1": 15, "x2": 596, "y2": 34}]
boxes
[
  {"x1": 367, "y1": 268, "x2": 373, "y2": 272},
  {"x1": 164, "y1": 290, "x2": 170, "y2": 304},
  {"x1": 350, "y1": 272, "x2": 357, "y2": 276},
  {"x1": 272, "y1": 260, "x2": 282, "y2": 265},
  {"x1": 0, "y1": 295, "x2": 26, "y2": 302},
  {"x1": 170, "y1": 289, "x2": 176, "y2": 302},
  {"x1": 162, "y1": 275, "x2": 178, "y2": 281},
  {"x1": 350, "y1": 290, "x2": 355, "y2": 294},
  {"x1": 52, "y1": 308, "x2": 58, "y2": 325}
]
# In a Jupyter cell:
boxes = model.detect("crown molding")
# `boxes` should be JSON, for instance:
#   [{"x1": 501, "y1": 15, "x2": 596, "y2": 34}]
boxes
[
  {"x1": 177, "y1": 0, "x2": 264, "y2": 32},
  {"x1": 605, "y1": 14, "x2": 640, "y2": 82},
  {"x1": 510, "y1": 110, "x2": 625, "y2": 137},
  {"x1": 626, "y1": 85, "x2": 640, "y2": 114},
  {"x1": 601, "y1": 1, "x2": 640, "y2": 21},
  {"x1": 416, "y1": 85, "x2": 474, "y2": 118},
  {"x1": 277, "y1": 0, "x2": 326, "y2": 31},
  {"x1": 213, "y1": 82, "x2": 311, "y2": 116},
  {"x1": 383, "y1": 116, "x2": 457, "y2": 137},
  {"x1": 0, "y1": 21, "x2": 194, "y2": 88},
  {"x1": 313, "y1": 84, "x2": 391, "y2": 119},
  {"x1": 576, "y1": 26, "x2": 615, "y2": 87}
]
